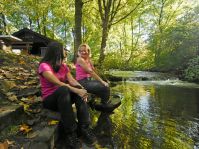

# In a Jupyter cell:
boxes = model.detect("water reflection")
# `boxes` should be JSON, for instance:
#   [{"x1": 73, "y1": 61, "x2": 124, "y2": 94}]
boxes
[
  {"x1": 94, "y1": 112, "x2": 114, "y2": 148},
  {"x1": 92, "y1": 81, "x2": 199, "y2": 149}
]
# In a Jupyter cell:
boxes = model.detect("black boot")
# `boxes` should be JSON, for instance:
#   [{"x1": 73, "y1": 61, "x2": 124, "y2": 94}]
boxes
[
  {"x1": 94, "y1": 97, "x2": 121, "y2": 113},
  {"x1": 80, "y1": 125, "x2": 97, "y2": 145},
  {"x1": 65, "y1": 132, "x2": 82, "y2": 149}
]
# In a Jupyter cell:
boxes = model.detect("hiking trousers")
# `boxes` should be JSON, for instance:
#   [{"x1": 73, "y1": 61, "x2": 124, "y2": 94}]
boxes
[{"x1": 43, "y1": 86, "x2": 90, "y2": 134}]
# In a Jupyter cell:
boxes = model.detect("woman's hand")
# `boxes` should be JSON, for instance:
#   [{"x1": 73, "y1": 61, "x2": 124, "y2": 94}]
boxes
[
  {"x1": 76, "y1": 88, "x2": 88, "y2": 102},
  {"x1": 102, "y1": 81, "x2": 109, "y2": 87}
]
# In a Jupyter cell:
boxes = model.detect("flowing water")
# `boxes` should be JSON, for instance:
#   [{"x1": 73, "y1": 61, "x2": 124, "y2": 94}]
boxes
[{"x1": 92, "y1": 77, "x2": 199, "y2": 149}]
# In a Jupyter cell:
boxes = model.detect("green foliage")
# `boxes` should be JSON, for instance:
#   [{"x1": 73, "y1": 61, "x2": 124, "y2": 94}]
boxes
[
  {"x1": 148, "y1": 23, "x2": 199, "y2": 71},
  {"x1": 184, "y1": 56, "x2": 199, "y2": 82},
  {"x1": 103, "y1": 51, "x2": 154, "y2": 71},
  {"x1": 1, "y1": 0, "x2": 199, "y2": 74},
  {"x1": 103, "y1": 52, "x2": 124, "y2": 70}
]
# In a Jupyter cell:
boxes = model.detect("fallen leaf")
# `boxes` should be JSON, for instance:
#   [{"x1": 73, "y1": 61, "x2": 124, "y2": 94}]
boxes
[
  {"x1": 26, "y1": 131, "x2": 38, "y2": 139},
  {"x1": 20, "y1": 97, "x2": 30, "y2": 102},
  {"x1": 23, "y1": 104, "x2": 31, "y2": 112},
  {"x1": 0, "y1": 140, "x2": 9, "y2": 149},
  {"x1": 0, "y1": 80, "x2": 16, "y2": 92},
  {"x1": 18, "y1": 86, "x2": 28, "y2": 89},
  {"x1": 7, "y1": 95, "x2": 18, "y2": 101},
  {"x1": 19, "y1": 124, "x2": 32, "y2": 134},
  {"x1": 3, "y1": 73, "x2": 13, "y2": 79},
  {"x1": 48, "y1": 120, "x2": 59, "y2": 125},
  {"x1": 19, "y1": 60, "x2": 25, "y2": 65},
  {"x1": 6, "y1": 140, "x2": 14, "y2": 145}
]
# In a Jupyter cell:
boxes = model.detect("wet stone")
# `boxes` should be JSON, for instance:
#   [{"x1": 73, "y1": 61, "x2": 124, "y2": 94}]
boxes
[{"x1": 0, "y1": 103, "x2": 24, "y2": 131}]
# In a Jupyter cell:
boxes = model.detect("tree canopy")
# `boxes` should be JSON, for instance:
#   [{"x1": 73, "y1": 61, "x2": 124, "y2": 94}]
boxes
[{"x1": 0, "y1": 0, "x2": 199, "y2": 72}]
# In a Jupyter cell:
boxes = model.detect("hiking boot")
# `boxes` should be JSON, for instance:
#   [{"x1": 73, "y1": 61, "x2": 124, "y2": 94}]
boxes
[
  {"x1": 81, "y1": 126, "x2": 97, "y2": 145},
  {"x1": 90, "y1": 94, "x2": 122, "y2": 113},
  {"x1": 65, "y1": 132, "x2": 82, "y2": 149},
  {"x1": 94, "y1": 99, "x2": 121, "y2": 113}
]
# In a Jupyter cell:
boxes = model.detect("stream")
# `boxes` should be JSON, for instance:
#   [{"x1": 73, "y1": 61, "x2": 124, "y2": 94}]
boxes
[{"x1": 91, "y1": 71, "x2": 199, "y2": 149}]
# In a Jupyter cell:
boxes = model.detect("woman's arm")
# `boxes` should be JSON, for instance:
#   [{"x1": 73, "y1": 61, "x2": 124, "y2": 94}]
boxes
[
  {"x1": 42, "y1": 71, "x2": 88, "y2": 101},
  {"x1": 67, "y1": 72, "x2": 84, "y2": 88},
  {"x1": 77, "y1": 58, "x2": 109, "y2": 87}
]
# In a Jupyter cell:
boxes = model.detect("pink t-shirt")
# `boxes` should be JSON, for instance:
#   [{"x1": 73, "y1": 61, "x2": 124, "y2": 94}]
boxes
[
  {"x1": 38, "y1": 62, "x2": 70, "y2": 100},
  {"x1": 75, "y1": 60, "x2": 93, "y2": 81}
]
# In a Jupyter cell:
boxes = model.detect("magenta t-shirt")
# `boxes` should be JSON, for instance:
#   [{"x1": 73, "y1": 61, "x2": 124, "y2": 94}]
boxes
[
  {"x1": 38, "y1": 62, "x2": 70, "y2": 100},
  {"x1": 75, "y1": 60, "x2": 93, "y2": 80}
]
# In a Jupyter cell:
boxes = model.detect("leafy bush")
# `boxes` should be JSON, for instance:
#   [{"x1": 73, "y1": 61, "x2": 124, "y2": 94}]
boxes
[{"x1": 184, "y1": 56, "x2": 199, "y2": 82}]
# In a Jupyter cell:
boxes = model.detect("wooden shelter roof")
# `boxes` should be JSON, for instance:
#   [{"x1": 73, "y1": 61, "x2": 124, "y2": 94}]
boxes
[
  {"x1": 0, "y1": 35, "x2": 22, "y2": 42},
  {"x1": 12, "y1": 28, "x2": 58, "y2": 44}
]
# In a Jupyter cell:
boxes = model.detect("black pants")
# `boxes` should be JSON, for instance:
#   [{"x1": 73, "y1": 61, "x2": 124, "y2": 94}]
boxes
[
  {"x1": 43, "y1": 86, "x2": 90, "y2": 134},
  {"x1": 78, "y1": 78, "x2": 110, "y2": 104}
]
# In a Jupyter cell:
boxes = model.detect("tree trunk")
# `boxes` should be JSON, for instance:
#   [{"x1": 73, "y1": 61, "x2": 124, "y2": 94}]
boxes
[
  {"x1": 74, "y1": 0, "x2": 83, "y2": 62},
  {"x1": 98, "y1": 23, "x2": 109, "y2": 64},
  {"x1": 64, "y1": 20, "x2": 67, "y2": 45},
  {"x1": 97, "y1": 0, "x2": 112, "y2": 65},
  {"x1": 37, "y1": 18, "x2": 41, "y2": 34},
  {"x1": 0, "y1": 13, "x2": 3, "y2": 35},
  {"x1": 29, "y1": 17, "x2": 32, "y2": 29},
  {"x1": 82, "y1": 19, "x2": 85, "y2": 42},
  {"x1": 0, "y1": 13, "x2": 7, "y2": 34},
  {"x1": 42, "y1": 13, "x2": 47, "y2": 36}
]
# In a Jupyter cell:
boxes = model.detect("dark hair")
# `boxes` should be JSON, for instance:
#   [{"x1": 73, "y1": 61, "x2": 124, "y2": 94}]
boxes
[{"x1": 40, "y1": 42, "x2": 64, "y2": 72}]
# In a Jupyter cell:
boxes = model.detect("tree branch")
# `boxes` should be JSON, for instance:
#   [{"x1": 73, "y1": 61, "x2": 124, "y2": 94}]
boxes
[
  {"x1": 98, "y1": 0, "x2": 104, "y2": 21},
  {"x1": 111, "y1": 0, "x2": 144, "y2": 26},
  {"x1": 110, "y1": 0, "x2": 121, "y2": 23},
  {"x1": 83, "y1": 0, "x2": 93, "y2": 4}
]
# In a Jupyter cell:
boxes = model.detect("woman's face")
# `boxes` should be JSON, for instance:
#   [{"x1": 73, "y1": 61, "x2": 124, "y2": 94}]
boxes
[{"x1": 79, "y1": 46, "x2": 89, "y2": 58}]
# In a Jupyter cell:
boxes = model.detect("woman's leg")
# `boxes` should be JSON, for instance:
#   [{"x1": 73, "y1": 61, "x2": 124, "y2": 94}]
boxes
[
  {"x1": 70, "y1": 92, "x2": 90, "y2": 126},
  {"x1": 43, "y1": 86, "x2": 77, "y2": 134},
  {"x1": 70, "y1": 92, "x2": 96, "y2": 145},
  {"x1": 79, "y1": 79, "x2": 110, "y2": 104}
]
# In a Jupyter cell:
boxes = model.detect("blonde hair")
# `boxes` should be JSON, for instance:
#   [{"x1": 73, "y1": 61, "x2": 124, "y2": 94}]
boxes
[{"x1": 77, "y1": 43, "x2": 92, "y2": 57}]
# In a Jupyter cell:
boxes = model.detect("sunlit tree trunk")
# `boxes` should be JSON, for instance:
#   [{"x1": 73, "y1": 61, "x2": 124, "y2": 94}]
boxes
[
  {"x1": 36, "y1": 18, "x2": 41, "y2": 34},
  {"x1": 127, "y1": 17, "x2": 140, "y2": 64},
  {"x1": 0, "y1": 13, "x2": 7, "y2": 34},
  {"x1": 74, "y1": 0, "x2": 83, "y2": 62},
  {"x1": 155, "y1": 0, "x2": 166, "y2": 65},
  {"x1": 97, "y1": 0, "x2": 112, "y2": 65},
  {"x1": 29, "y1": 17, "x2": 32, "y2": 29},
  {"x1": 63, "y1": 19, "x2": 67, "y2": 45},
  {"x1": 42, "y1": 13, "x2": 47, "y2": 36},
  {"x1": 99, "y1": 21, "x2": 110, "y2": 64},
  {"x1": 97, "y1": 0, "x2": 144, "y2": 66}
]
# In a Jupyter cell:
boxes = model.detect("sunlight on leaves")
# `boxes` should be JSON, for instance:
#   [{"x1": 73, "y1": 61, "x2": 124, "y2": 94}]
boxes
[
  {"x1": 26, "y1": 131, "x2": 39, "y2": 139},
  {"x1": 48, "y1": 120, "x2": 59, "y2": 125},
  {"x1": 0, "y1": 140, "x2": 9, "y2": 149},
  {"x1": 19, "y1": 124, "x2": 32, "y2": 134}
]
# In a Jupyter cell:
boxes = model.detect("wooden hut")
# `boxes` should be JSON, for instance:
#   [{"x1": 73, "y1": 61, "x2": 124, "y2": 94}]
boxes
[
  {"x1": 12, "y1": 28, "x2": 60, "y2": 56},
  {"x1": 0, "y1": 35, "x2": 22, "y2": 52}
]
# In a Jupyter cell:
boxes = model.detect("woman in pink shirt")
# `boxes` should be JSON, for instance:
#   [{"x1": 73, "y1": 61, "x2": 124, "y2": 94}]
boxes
[
  {"x1": 38, "y1": 42, "x2": 96, "y2": 148},
  {"x1": 75, "y1": 43, "x2": 110, "y2": 105}
]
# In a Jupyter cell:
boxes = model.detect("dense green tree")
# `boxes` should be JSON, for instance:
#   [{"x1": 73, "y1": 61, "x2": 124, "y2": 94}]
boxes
[{"x1": 0, "y1": 0, "x2": 199, "y2": 74}]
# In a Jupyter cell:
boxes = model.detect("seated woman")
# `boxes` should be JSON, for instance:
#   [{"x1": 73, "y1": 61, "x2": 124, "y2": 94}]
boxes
[
  {"x1": 38, "y1": 42, "x2": 96, "y2": 148},
  {"x1": 75, "y1": 43, "x2": 110, "y2": 105}
]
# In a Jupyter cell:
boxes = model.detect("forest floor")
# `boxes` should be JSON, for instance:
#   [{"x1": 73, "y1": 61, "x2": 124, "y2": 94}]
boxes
[{"x1": 0, "y1": 50, "x2": 110, "y2": 149}]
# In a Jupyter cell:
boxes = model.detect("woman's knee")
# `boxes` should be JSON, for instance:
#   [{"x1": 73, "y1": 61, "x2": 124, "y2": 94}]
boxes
[
  {"x1": 57, "y1": 86, "x2": 70, "y2": 95},
  {"x1": 57, "y1": 86, "x2": 71, "y2": 101},
  {"x1": 99, "y1": 84, "x2": 110, "y2": 93}
]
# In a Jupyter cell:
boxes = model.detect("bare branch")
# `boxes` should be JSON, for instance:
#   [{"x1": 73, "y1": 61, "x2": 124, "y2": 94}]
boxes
[
  {"x1": 98, "y1": 0, "x2": 104, "y2": 21},
  {"x1": 111, "y1": 0, "x2": 144, "y2": 26},
  {"x1": 83, "y1": 0, "x2": 93, "y2": 4},
  {"x1": 164, "y1": 1, "x2": 183, "y2": 27},
  {"x1": 110, "y1": 0, "x2": 121, "y2": 23}
]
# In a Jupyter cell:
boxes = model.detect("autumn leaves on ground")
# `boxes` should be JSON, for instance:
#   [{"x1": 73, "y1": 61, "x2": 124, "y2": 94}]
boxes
[
  {"x1": 0, "y1": 50, "x2": 40, "y2": 102},
  {"x1": 0, "y1": 51, "x2": 60, "y2": 148}
]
